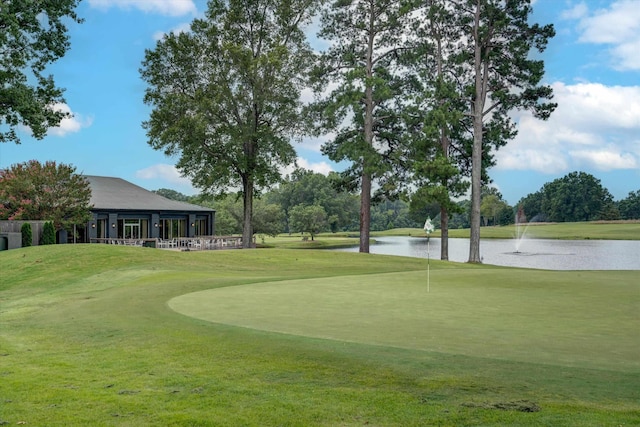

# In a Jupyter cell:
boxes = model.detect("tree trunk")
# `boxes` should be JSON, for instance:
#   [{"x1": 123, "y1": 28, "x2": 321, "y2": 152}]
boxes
[
  {"x1": 468, "y1": 0, "x2": 484, "y2": 263},
  {"x1": 468, "y1": 120, "x2": 482, "y2": 262},
  {"x1": 359, "y1": 6, "x2": 375, "y2": 254},
  {"x1": 359, "y1": 171, "x2": 371, "y2": 253},
  {"x1": 242, "y1": 176, "x2": 254, "y2": 248},
  {"x1": 440, "y1": 206, "x2": 448, "y2": 261},
  {"x1": 433, "y1": 5, "x2": 450, "y2": 261}
]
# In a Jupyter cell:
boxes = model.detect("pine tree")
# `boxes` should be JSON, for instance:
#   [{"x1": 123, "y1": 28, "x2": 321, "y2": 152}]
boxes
[
  {"x1": 313, "y1": 0, "x2": 414, "y2": 252},
  {"x1": 462, "y1": 0, "x2": 556, "y2": 262},
  {"x1": 21, "y1": 223, "x2": 32, "y2": 247}
]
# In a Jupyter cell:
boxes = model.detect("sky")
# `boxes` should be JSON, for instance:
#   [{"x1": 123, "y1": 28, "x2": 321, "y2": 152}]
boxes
[{"x1": 0, "y1": 0, "x2": 638, "y2": 206}]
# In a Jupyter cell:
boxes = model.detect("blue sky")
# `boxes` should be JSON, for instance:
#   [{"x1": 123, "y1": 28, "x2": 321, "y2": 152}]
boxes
[{"x1": 0, "y1": 0, "x2": 638, "y2": 205}]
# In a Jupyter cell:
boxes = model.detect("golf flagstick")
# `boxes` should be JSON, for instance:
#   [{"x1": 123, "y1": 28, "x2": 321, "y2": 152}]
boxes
[{"x1": 423, "y1": 217, "x2": 434, "y2": 292}]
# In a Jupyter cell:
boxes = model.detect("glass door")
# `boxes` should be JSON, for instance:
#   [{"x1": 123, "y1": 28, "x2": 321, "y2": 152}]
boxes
[{"x1": 124, "y1": 219, "x2": 141, "y2": 239}]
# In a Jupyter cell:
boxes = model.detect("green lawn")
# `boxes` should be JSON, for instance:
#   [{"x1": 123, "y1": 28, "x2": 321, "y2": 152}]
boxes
[
  {"x1": 262, "y1": 221, "x2": 640, "y2": 249},
  {"x1": 1, "y1": 244, "x2": 638, "y2": 426},
  {"x1": 372, "y1": 221, "x2": 640, "y2": 240}
]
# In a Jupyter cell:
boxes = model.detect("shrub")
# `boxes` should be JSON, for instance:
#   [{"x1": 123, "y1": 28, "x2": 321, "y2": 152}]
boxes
[
  {"x1": 21, "y1": 223, "x2": 33, "y2": 247},
  {"x1": 40, "y1": 221, "x2": 56, "y2": 245}
]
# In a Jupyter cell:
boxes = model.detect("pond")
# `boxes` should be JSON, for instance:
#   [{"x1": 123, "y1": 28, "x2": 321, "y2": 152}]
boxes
[{"x1": 337, "y1": 236, "x2": 640, "y2": 270}]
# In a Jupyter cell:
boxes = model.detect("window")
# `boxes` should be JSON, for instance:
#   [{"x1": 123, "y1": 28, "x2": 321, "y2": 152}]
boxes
[
  {"x1": 194, "y1": 219, "x2": 208, "y2": 236},
  {"x1": 159, "y1": 219, "x2": 186, "y2": 239}
]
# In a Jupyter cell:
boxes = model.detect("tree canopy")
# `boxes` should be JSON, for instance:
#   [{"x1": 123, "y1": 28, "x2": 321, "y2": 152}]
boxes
[
  {"x1": 517, "y1": 171, "x2": 618, "y2": 222},
  {"x1": 289, "y1": 204, "x2": 327, "y2": 240},
  {"x1": 0, "y1": 0, "x2": 82, "y2": 144},
  {"x1": 0, "y1": 160, "x2": 92, "y2": 230},
  {"x1": 140, "y1": 0, "x2": 316, "y2": 248},
  {"x1": 618, "y1": 191, "x2": 640, "y2": 220}
]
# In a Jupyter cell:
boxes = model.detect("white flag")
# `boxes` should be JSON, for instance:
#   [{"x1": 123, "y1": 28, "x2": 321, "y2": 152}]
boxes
[{"x1": 423, "y1": 217, "x2": 434, "y2": 234}]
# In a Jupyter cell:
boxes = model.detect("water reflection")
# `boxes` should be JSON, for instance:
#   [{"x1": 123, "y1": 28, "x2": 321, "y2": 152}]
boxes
[{"x1": 337, "y1": 236, "x2": 640, "y2": 270}]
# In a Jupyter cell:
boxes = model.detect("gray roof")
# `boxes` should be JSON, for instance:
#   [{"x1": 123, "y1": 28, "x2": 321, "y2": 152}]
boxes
[{"x1": 85, "y1": 176, "x2": 213, "y2": 212}]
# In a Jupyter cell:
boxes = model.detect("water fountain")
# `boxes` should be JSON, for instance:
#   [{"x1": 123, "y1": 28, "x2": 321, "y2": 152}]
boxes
[{"x1": 513, "y1": 205, "x2": 529, "y2": 254}]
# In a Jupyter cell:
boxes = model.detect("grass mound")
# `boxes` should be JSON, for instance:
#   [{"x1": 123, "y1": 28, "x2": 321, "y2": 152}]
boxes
[{"x1": 1, "y1": 244, "x2": 638, "y2": 426}]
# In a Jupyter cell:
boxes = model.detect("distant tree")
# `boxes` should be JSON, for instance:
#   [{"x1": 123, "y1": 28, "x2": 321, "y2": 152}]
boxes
[
  {"x1": 40, "y1": 221, "x2": 56, "y2": 245},
  {"x1": 517, "y1": 190, "x2": 546, "y2": 222},
  {"x1": 201, "y1": 195, "x2": 243, "y2": 235},
  {"x1": 267, "y1": 169, "x2": 359, "y2": 233},
  {"x1": 449, "y1": 200, "x2": 471, "y2": 229},
  {"x1": 196, "y1": 193, "x2": 284, "y2": 237},
  {"x1": 370, "y1": 199, "x2": 420, "y2": 231},
  {"x1": 252, "y1": 200, "x2": 285, "y2": 238},
  {"x1": 21, "y1": 223, "x2": 33, "y2": 247},
  {"x1": 497, "y1": 204, "x2": 515, "y2": 226},
  {"x1": 0, "y1": 1, "x2": 82, "y2": 144},
  {"x1": 140, "y1": 0, "x2": 316, "y2": 248},
  {"x1": 480, "y1": 194, "x2": 501, "y2": 226},
  {"x1": 0, "y1": 160, "x2": 92, "y2": 231},
  {"x1": 540, "y1": 172, "x2": 616, "y2": 222},
  {"x1": 618, "y1": 190, "x2": 640, "y2": 220},
  {"x1": 153, "y1": 188, "x2": 190, "y2": 202},
  {"x1": 289, "y1": 204, "x2": 328, "y2": 240},
  {"x1": 479, "y1": 187, "x2": 513, "y2": 226}
]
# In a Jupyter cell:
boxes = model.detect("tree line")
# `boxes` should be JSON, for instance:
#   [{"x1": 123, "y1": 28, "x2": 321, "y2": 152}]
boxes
[
  {"x1": 0, "y1": 160, "x2": 637, "y2": 248},
  {"x1": 155, "y1": 168, "x2": 640, "y2": 240}
]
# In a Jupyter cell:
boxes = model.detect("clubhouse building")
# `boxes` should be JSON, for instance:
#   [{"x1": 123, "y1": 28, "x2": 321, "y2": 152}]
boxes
[{"x1": 84, "y1": 176, "x2": 215, "y2": 243}]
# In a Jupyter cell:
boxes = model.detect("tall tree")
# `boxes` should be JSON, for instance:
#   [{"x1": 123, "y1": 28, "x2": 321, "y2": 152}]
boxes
[
  {"x1": 0, "y1": 0, "x2": 82, "y2": 144},
  {"x1": 140, "y1": 0, "x2": 316, "y2": 248},
  {"x1": 407, "y1": 0, "x2": 469, "y2": 260},
  {"x1": 461, "y1": 0, "x2": 556, "y2": 262},
  {"x1": 0, "y1": 160, "x2": 92, "y2": 230},
  {"x1": 313, "y1": 0, "x2": 414, "y2": 252}
]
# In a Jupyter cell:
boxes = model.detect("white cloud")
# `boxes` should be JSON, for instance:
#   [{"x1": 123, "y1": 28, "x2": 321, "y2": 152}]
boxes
[
  {"x1": 569, "y1": 149, "x2": 637, "y2": 171},
  {"x1": 280, "y1": 157, "x2": 335, "y2": 178},
  {"x1": 560, "y1": 2, "x2": 588, "y2": 20},
  {"x1": 88, "y1": 0, "x2": 197, "y2": 16},
  {"x1": 153, "y1": 22, "x2": 192, "y2": 41},
  {"x1": 297, "y1": 135, "x2": 330, "y2": 153},
  {"x1": 37, "y1": 103, "x2": 92, "y2": 137},
  {"x1": 495, "y1": 82, "x2": 640, "y2": 173},
  {"x1": 296, "y1": 157, "x2": 335, "y2": 175},
  {"x1": 568, "y1": 0, "x2": 640, "y2": 71},
  {"x1": 135, "y1": 163, "x2": 194, "y2": 187}
]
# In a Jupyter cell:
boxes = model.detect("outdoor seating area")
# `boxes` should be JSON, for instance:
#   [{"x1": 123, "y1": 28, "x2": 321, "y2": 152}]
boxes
[
  {"x1": 91, "y1": 236, "x2": 247, "y2": 250},
  {"x1": 91, "y1": 238, "x2": 147, "y2": 247},
  {"x1": 156, "y1": 236, "x2": 244, "y2": 250}
]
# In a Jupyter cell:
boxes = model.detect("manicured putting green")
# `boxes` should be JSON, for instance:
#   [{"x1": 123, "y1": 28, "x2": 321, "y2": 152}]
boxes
[{"x1": 169, "y1": 269, "x2": 639, "y2": 372}]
